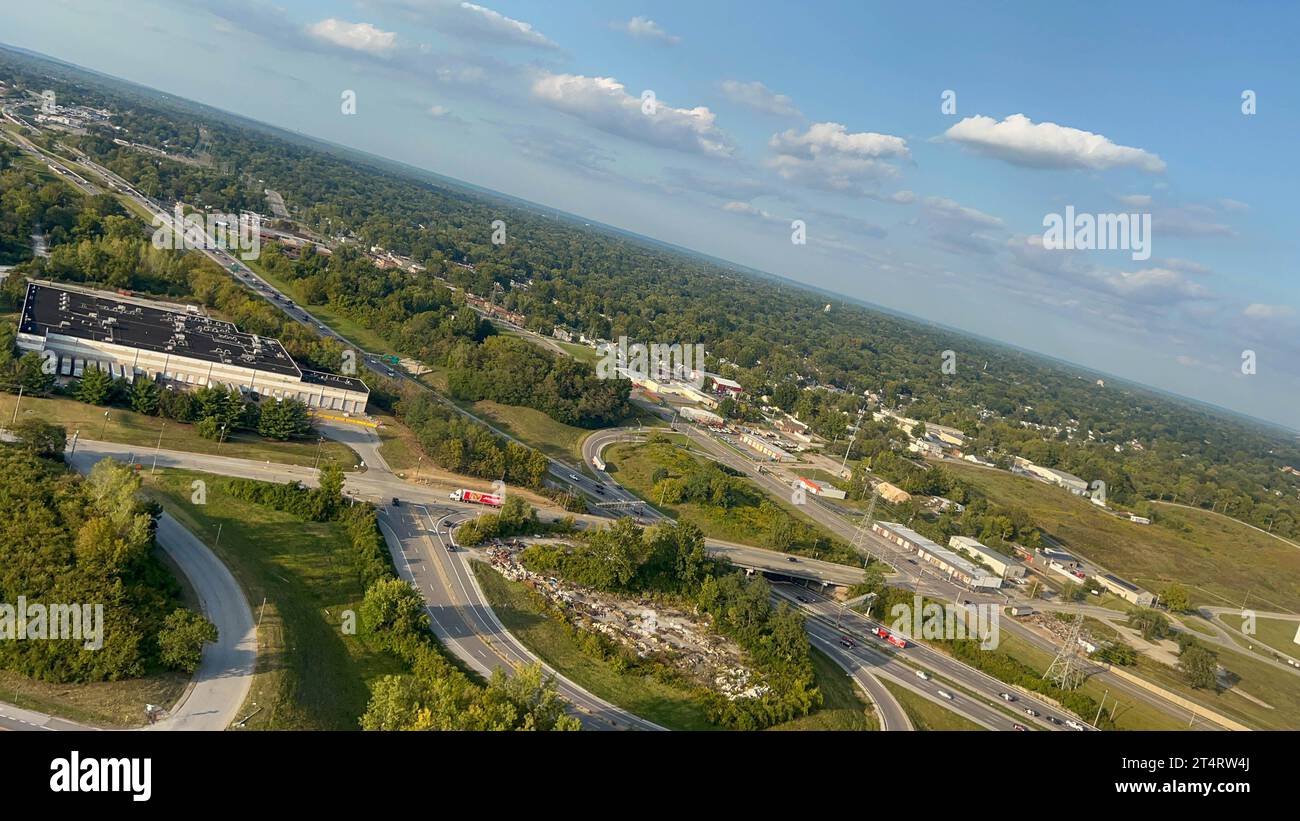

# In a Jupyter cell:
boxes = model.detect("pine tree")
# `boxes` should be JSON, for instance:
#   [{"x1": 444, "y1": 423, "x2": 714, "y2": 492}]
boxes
[
  {"x1": 76, "y1": 364, "x2": 113, "y2": 405},
  {"x1": 129, "y1": 377, "x2": 161, "y2": 415}
]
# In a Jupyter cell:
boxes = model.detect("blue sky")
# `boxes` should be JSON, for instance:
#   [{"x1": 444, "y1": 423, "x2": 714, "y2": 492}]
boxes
[{"x1": 4, "y1": 0, "x2": 1298, "y2": 428}]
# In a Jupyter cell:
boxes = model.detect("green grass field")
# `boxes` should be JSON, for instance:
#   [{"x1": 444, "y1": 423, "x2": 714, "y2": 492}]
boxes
[
  {"x1": 942, "y1": 460, "x2": 1300, "y2": 614},
  {"x1": 466, "y1": 398, "x2": 592, "y2": 465},
  {"x1": 605, "y1": 439, "x2": 855, "y2": 563},
  {"x1": 1230, "y1": 614, "x2": 1300, "y2": 658},
  {"x1": 473, "y1": 562, "x2": 874, "y2": 731},
  {"x1": 143, "y1": 469, "x2": 406, "y2": 730},
  {"x1": 0, "y1": 668, "x2": 188, "y2": 728},
  {"x1": 881, "y1": 679, "x2": 984, "y2": 731},
  {"x1": 2, "y1": 392, "x2": 358, "y2": 469}
]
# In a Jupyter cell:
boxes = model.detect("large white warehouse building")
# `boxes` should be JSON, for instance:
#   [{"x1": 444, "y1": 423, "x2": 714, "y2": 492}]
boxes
[{"x1": 16, "y1": 281, "x2": 369, "y2": 413}]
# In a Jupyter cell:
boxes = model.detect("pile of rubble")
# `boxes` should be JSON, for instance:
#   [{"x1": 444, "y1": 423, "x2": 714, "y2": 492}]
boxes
[{"x1": 486, "y1": 549, "x2": 766, "y2": 700}]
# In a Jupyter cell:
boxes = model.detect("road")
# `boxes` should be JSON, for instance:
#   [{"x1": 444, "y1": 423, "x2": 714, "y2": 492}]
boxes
[
  {"x1": 585, "y1": 422, "x2": 1227, "y2": 730},
  {"x1": 0, "y1": 457, "x2": 256, "y2": 732},
  {"x1": 377, "y1": 503, "x2": 663, "y2": 730},
  {"x1": 13, "y1": 129, "x2": 1205, "y2": 730}
]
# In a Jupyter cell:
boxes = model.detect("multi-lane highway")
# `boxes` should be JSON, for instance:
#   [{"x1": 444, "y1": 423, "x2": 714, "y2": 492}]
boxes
[
  {"x1": 10, "y1": 129, "x2": 1214, "y2": 731},
  {"x1": 378, "y1": 503, "x2": 663, "y2": 730}
]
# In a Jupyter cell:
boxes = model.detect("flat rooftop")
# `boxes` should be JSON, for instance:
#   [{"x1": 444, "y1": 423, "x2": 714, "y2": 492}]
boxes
[
  {"x1": 21, "y1": 281, "x2": 302, "y2": 378},
  {"x1": 301, "y1": 368, "x2": 369, "y2": 394},
  {"x1": 1103, "y1": 574, "x2": 1141, "y2": 593}
]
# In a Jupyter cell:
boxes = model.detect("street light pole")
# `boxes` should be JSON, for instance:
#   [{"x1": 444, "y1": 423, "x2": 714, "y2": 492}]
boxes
[
  {"x1": 151, "y1": 421, "x2": 166, "y2": 475},
  {"x1": 10, "y1": 385, "x2": 24, "y2": 425},
  {"x1": 99, "y1": 409, "x2": 110, "y2": 440},
  {"x1": 313, "y1": 436, "x2": 324, "y2": 470}
]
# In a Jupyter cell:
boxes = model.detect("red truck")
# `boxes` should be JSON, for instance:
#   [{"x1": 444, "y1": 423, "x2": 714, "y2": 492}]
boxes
[
  {"x1": 870, "y1": 626, "x2": 908, "y2": 649},
  {"x1": 449, "y1": 488, "x2": 503, "y2": 507}
]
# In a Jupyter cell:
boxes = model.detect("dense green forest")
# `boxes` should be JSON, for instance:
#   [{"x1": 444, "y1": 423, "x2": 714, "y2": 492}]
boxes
[
  {"x1": 0, "y1": 448, "x2": 213, "y2": 682},
  {"x1": 2, "y1": 46, "x2": 1298, "y2": 539}
]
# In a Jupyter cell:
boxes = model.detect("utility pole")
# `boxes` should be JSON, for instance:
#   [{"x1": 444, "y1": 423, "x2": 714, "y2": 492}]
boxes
[
  {"x1": 151, "y1": 421, "x2": 165, "y2": 475},
  {"x1": 414, "y1": 454, "x2": 423, "y2": 483},
  {"x1": 214, "y1": 522, "x2": 223, "y2": 551},
  {"x1": 10, "y1": 385, "x2": 24, "y2": 425},
  {"x1": 1093, "y1": 688, "x2": 1108, "y2": 727}
]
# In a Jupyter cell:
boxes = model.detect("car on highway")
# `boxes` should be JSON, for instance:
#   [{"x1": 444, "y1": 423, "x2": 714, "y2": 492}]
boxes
[
  {"x1": 915, "y1": 670, "x2": 930, "y2": 681},
  {"x1": 999, "y1": 692, "x2": 1016, "y2": 702},
  {"x1": 1045, "y1": 715, "x2": 1062, "y2": 725},
  {"x1": 936, "y1": 689, "x2": 954, "y2": 700},
  {"x1": 1012, "y1": 723, "x2": 1028, "y2": 731},
  {"x1": 839, "y1": 636, "x2": 856, "y2": 648},
  {"x1": 786, "y1": 556, "x2": 799, "y2": 563},
  {"x1": 795, "y1": 595, "x2": 810, "y2": 603},
  {"x1": 1024, "y1": 707, "x2": 1039, "y2": 717},
  {"x1": 1065, "y1": 719, "x2": 1085, "y2": 731},
  {"x1": 568, "y1": 473, "x2": 581, "y2": 481}
]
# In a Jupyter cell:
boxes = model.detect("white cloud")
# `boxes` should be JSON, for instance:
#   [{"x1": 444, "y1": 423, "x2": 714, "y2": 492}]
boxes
[
  {"x1": 614, "y1": 16, "x2": 680, "y2": 44},
  {"x1": 719, "y1": 80, "x2": 800, "y2": 117},
  {"x1": 766, "y1": 122, "x2": 910, "y2": 194},
  {"x1": 1243, "y1": 303, "x2": 1295, "y2": 319},
  {"x1": 305, "y1": 19, "x2": 397, "y2": 55},
  {"x1": 373, "y1": 1, "x2": 557, "y2": 49},
  {"x1": 1117, "y1": 193, "x2": 1152, "y2": 207},
  {"x1": 943, "y1": 113, "x2": 1166, "y2": 173},
  {"x1": 531, "y1": 72, "x2": 733, "y2": 157},
  {"x1": 722, "y1": 201, "x2": 777, "y2": 221},
  {"x1": 1098, "y1": 267, "x2": 1210, "y2": 304}
]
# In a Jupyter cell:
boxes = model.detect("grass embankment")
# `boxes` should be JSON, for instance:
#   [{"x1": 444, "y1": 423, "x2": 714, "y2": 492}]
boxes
[
  {"x1": 238, "y1": 256, "x2": 395, "y2": 358},
  {"x1": 2, "y1": 392, "x2": 358, "y2": 469},
  {"x1": 143, "y1": 469, "x2": 405, "y2": 730},
  {"x1": 472, "y1": 563, "x2": 875, "y2": 731},
  {"x1": 605, "y1": 439, "x2": 855, "y2": 562},
  {"x1": 1230, "y1": 614, "x2": 1300, "y2": 658},
  {"x1": 942, "y1": 460, "x2": 1300, "y2": 614},
  {"x1": 880, "y1": 680, "x2": 984, "y2": 731},
  {"x1": 0, "y1": 669, "x2": 187, "y2": 728}
]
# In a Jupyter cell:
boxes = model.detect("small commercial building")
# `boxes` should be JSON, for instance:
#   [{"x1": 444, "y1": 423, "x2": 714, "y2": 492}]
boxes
[
  {"x1": 796, "y1": 476, "x2": 847, "y2": 500},
  {"x1": 874, "y1": 481, "x2": 912, "y2": 504},
  {"x1": 1097, "y1": 574, "x2": 1155, "y2": 607},
  {"x1": 948, "y1": 536, "x2": 1026, "y2": 579},
  {"x1": 739, "y1": 431, "x2": 793, "y2": 462},
  {"x1": 680, "y1": 406, "x2": 725, "y2": 426},
  {"x1": 872, "y1": 522, "x2": 1002, "y2": 590}
]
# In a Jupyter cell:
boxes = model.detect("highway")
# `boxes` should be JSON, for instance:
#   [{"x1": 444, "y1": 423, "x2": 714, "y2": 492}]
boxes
[
  {"x1": 584, "y1": 423, "x2": 1230, "y2": 730},
  {"x1": 9, "y1": 128, "x2": 1208, "y2": 731},
  {"x1": 378, "y1": 504, "x2": 664, "y2": 730}
]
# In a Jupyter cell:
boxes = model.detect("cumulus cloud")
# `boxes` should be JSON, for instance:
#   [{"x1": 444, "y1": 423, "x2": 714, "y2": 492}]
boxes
[
  {"x1": 306, "y1": 19, "x2": 397, "y2": 54},
  {"x1": 766, "y1": 122, "x2": 910, "y2": 194},
  {"x1": 370, "y1": 0, "x2": 557, "y2": 49},
  {"x1": 719, "y1": 80, "x2": 801, "y2": 117},
  {"x1": 614, "y1": 16, "x2": 680, "y2": 44},
  {"x1": 1098, "y1": 267, "x2": 1211, "y2": 304},
  {"x1": 943, "y1": 113, "x2": 1166, "y2": 173},
  {"x1": 531, "y1": 72, "x2": 733, "y2": 157},
  {"x1": 1243, "y1": 303, "x2": 1296, "y2": 320}
]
